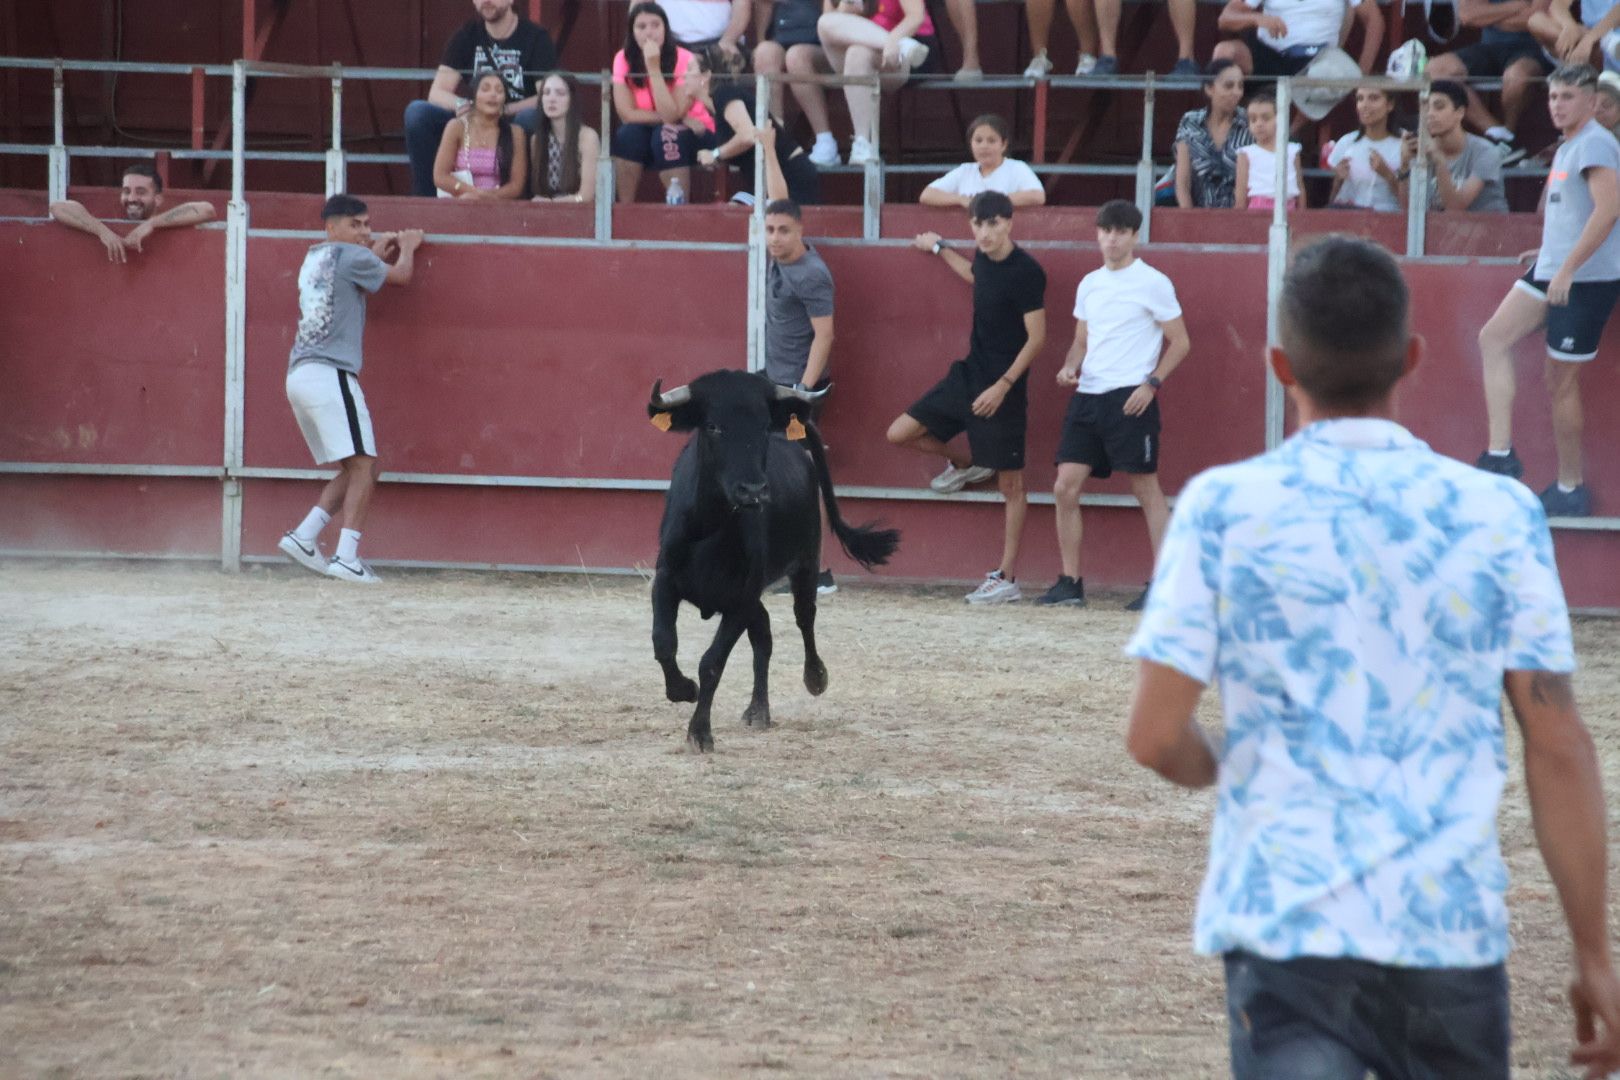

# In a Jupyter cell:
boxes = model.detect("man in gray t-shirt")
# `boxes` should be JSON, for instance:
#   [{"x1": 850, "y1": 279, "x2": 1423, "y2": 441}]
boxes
[
  {"x1": 1476, "y1": 64, "x2": 1620, "y2": 519},
  {"x1": 289, "y1": 241, "x2": 391, "y2": 375},
  {"x1": 1401, "y1": 81, "x2": 1509, "y2": 212}
]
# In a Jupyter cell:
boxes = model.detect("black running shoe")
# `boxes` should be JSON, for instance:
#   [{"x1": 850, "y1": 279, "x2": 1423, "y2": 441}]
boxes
[
  {"x1": 1474, "y1": 448, "x2": 1523, "y2": 479},
  {"x1": 1540, "y1": 483, "x2": 1592, "y2": 518},
  {"x1": 1034, "y1": 575, "x2": 1086, "y2": 607},
  {"x1": 1125, "y1": 584, "x2": 1151, "y2": 612}
]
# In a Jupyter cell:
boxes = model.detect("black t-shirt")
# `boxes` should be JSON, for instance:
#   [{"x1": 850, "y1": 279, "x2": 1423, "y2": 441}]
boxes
[
  {"x1": 967, "y1": 245, "x2": 1047, "y2": 378},
  {"x1": 440, "y1": 17, "x2": 558, "y2": 102},
  {"x1": 711, "y1": 83, "x2": 796, "y2": 174}
]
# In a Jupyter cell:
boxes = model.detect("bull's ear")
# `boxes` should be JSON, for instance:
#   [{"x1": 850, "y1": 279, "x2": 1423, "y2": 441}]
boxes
[{"x1": 648, "y1": 400, "x2": 702, "y2": 432}]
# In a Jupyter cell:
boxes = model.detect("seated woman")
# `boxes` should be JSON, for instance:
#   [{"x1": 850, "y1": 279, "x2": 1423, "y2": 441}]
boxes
[
  {"x1": 752, "y1": 0, "x2": 841, "y2": 165},
  {"x1": 433, "y1": 70, "x2": 529, "y2": 200},
  {"x1": 1173, "y1": 58, "x2": 1251, "y2": 208},
  {"x1": 610, "y1": 1, "x2": 714, "y2": 203},
  {"x1": 1326, "y1": 85, "x2": 1403, "y2": 211},
  {"x1": 816, "y1": 0, "x2": 937, "y2": 166},
  {"x1": 688, "y1": 47, "x2": 821, "y2": 205},
  {"x1": 920, "y1": 114, "x2": 1045, "y2": 208},
  {"x1": 530, "y1": 73, "x2": 601, "y2": 203}
]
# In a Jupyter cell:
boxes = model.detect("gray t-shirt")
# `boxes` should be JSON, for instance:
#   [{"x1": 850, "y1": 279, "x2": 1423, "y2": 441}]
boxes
[
  {"x1": 1536, "y1": 120, "x2": 1620, "y2": 282},
  {"x1": 288, "y1": 241, "x2": 390, "y2": 374},
  {"x1": 765, "y1": 246, "x2": 834, "y2": 386},
  {"x1": 1428, "y1": 133, "x2": 1508, "y2": 213}
]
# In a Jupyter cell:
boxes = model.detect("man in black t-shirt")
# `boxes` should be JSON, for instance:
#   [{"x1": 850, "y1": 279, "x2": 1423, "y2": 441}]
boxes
[
  {"x1": 886, "y1": 190, "x2": 1048, "y2": 605},
  {"x1": 403, "y1": 0, "x2": 558, "y2": 196}
]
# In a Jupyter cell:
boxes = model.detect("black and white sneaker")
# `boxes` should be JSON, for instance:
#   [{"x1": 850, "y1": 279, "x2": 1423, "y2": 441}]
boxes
[
  {"x1": 325, "y1": 556, "x2": 380, "y2": 584},
  {"x1": 1540, "y1": 483, "x2": 1592, "y2": 518},
  {"x1": 816, "y1": 569, "x2": 838, "y2": 596},
  {"x1": 1034, "y1": 575, "x2": 1086, "y2": 607},
  {"x1": 1125, "y1": 583, "x2": 1151, "y2": 612},
  {"x1": 277, "y1": 531, "x2": 328, "y2": 576},
  {"x1": 1474, "y1": 448, "x2": 1523, "y2": 480}
]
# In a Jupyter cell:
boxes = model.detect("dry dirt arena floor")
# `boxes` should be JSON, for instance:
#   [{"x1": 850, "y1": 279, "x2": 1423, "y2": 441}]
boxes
[{"x1": 4, "y1": 561, "x2": 1620, "y2": 1080}]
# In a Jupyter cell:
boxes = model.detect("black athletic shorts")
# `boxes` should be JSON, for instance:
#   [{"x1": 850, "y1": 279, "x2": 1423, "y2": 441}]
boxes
[
  {"x1": 1054, "y1": 386, "x2": 1160, "y2": 478},
  {"x1": 1451, "y1": 37, "x2": 1550, "y2": 77},
  {"x1": 1243, "y1": 32, "x2": 1320, "y2": 78},
  {"x1": 906, "y1": 359, "x2": 1027, "y2": 471},
  {"x1": 1517, "y1": 272, "x2": 1620, "y2": 361}
]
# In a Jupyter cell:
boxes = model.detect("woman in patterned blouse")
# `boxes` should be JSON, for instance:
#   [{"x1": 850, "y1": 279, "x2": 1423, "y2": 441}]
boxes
[
  {"x1": 531, "y1": 73, "x2": 601, "y2": 203},
  {"x1": 1173, "y1": 58, "x2": 1251, "y2": 208}
]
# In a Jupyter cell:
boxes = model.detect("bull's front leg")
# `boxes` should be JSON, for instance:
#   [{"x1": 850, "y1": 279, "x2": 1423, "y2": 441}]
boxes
[
  {"x1": 741, "y1": 601, "x2": 772, "y2": 729},
  {"x1": 689, "y1": 610, "x2": 749, "y2": 753},
  {"x1": 651, "y1": 570, "x2": 697, "y2": 703}
]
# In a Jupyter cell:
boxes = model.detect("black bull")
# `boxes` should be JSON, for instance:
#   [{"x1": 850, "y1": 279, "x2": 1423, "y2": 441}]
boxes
[{"x1": 648, "y1": 370, "x2": 901, "y2": 752}]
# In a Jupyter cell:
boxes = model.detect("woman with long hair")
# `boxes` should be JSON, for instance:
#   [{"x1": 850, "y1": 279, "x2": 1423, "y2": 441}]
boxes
[
  {"x1": 432, "y1": 70, "x2": 529, "y2": 200},
  {"x1": 1326, "y1": 85, "x2": 1404, "y2": 211},
  {"x1": 609, "y1": 1, "x2": 713, "y2": 202},
  {"x1": 687, "y1": 46, "x2": 821, "y2": 204},
  {"x1": 1172, "y1": 58, "x2": 1251, "y2": 208},
  {"x1": 530, "y1": 73, "x2": 601, "y2": 203}
]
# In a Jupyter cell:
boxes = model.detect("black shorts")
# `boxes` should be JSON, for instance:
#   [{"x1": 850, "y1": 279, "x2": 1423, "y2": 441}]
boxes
[
  {"x1": 610, "y1": 121, "x2": 702, "y2": 171},
  {"x1": 1243, "y1": 32, "x2": 1320, "y2": 78},
  {"x1": 1451, "y1": 37, "x2": 1550, "y2": 77},
  {"x1": 906, "y1": 360, "x2": 1027, "y2": 471},
  {"x1": 1517, "y1": 272, "x2": 1620, "y2": 361},
  {"x1": 1054, "y1": 386, "x2": 1160, "y2": 478}
]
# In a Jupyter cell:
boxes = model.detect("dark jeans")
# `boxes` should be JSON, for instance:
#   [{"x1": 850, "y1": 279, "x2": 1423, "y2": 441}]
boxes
[
  {"x1": 402, "y1": 100, "x2": 538, "y2": 197},
  {"x1": 609, "y1": 121, "x2": 707, "y2": 171},
  {"x1": 1224, "y1": 951, "x2": 1510, "y2": 1080}
]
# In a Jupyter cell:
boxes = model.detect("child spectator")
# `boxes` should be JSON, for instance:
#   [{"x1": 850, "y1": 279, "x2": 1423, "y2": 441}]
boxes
[
  {"x1": 610, "y1": 1, "x2": 715, "y2": 203},
  {"x1": 817, "y1": 0, "x2": 936, "y2": 166},
  {"x1": 1235, "y1": 94, "x2": 1305, "y2": 210},
  {"x1": 1173, "y1": 59, "x2": 1252, "y2": 208},
  {"x1": 752, "y1": 0, "x2": 841, "y2": 164},
  {"x1": 433, "y1": 70, "x2": 530, "y2": 199},
  {"x1": 530, "y1": 73, "x2": 601, "y2": 203},
  {"x1": 689, "y1": 47, "x2": 822, "y2": 204},
  {"x1": 1397, "y1": 79, "x2": 1510, "y2": 212},
  {"x1": 1327, "y1": 86, "x2": 1404, "y2": 211},
  {"x1": 920, "y1": 114, "x2": 1046, "y2": 208},
  {"x1": 1022, "y1": 0, "x2": 1101, "y2": 77}
]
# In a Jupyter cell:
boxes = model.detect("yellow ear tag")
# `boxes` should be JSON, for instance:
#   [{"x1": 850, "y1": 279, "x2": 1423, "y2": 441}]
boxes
[
  {"x1": 650, "y1": 412, "x2": 672, "y2": 432},
  {"x1": 786, "y1": 416, "x2": 806, "y2": 441}
]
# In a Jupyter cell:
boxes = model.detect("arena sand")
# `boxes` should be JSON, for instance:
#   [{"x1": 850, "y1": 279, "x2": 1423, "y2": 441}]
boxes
[{"x1": 2, "y1": 561, "x2": 1618, "y2": 1079}]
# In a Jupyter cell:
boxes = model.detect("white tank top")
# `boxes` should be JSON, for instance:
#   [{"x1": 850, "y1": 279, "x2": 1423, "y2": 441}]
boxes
[{"x1": 1241, "y1": 142, "x2": 1301, "y2": 201}]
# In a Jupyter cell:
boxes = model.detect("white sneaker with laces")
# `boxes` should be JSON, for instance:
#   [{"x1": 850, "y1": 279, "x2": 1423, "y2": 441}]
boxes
[
  {"x1": 1075, "y1": 53, "x2": 1098, "y2": 75},
  {"x1": 325, "y1": 556, "x2": 381, "y2": 584},
  {"x1": 277, "y1": 531, "x2": 328, "y2": 576},
  {"x1": 897, "y1": 36, "x2": 930, "y2": 70},
  {"x1": 930, "y1": 462, "x2": 996, "y2": 493},
  {"x1": 1023, "y1": 50, "x2": 1053, "y2": 78},
  {"x1": 808, "y1": 135, "x2": 841, "y2": 167},
  {"x1": 965, "y1": 570, "x2": 1021, "y2": 605},
  {"x1": 848, "y1": 136, "x2": 877, "y2": 166}
]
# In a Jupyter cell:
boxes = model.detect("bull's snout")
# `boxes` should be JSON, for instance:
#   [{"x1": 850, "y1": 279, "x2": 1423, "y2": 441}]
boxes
[{"x1": 729, "y1": 482, "x2": 770, "y2": 509}]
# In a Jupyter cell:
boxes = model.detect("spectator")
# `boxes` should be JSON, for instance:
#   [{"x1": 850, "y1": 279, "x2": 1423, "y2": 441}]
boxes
[
  {"x1": 1477, "y1": 63, "x2": 1620, "y2": 517},
  {"x1": 1022, "y1": 0, "x2": 1101, "y2": 78},
  {"x1": 1214, "y1": 0, "x2": 1384, "y2": 79},
  {"x1": 1234, "y1": 94, "x2": 1306, "y2": 210},
  {"x1": 49, "y1": 163, "x2": 215, "y2": 263},
  {"x1": 1397, "y1": 79, "x2": 1510, "y2": 212},
  {"x1": 943, "y1": 0, "x2": 984, "y2": 82},
  {"x1": 1327, "y1": 86, "x2": 1404, "y2": 211},
  {"x1": 1125, "y1": 233, "x2": 1620, "y2": 1080},
  {"x1": 1097, "y1": 0, "x2": 1198, "y2": 77},
  {"x1": 433, "y1": 71, "x2": 530, "y2": 199},
  {"x1": 752, "y1": 0, "x2": 840, "y2": 164},
  {"x1": 887, "y1": 191, "x2": 1048, "y2": 605},
  {"x1": 817, "y1": 0, "x2": 936, "y2": 166},
  {"x1": 689, "y1": 47, "x2": 821, "y2": 204},
  {"x1": 1530, "y1": 0, "x2": 1620, "y2": 74},
  {"x1": 1424, "y1": 0, "x2": 1551, "y2": 164},
  {"x1": 403, "y1": 0, "x2": 555, "y2": 198},
  {"x1": 1036, "y1": 200, "x2": 1188, "y2": 612},
  {"x1": 1600, "y1": 69, "x2": 1620, "y2": 134},
  {"x1": 1173, "y1": 59, "x2": 1252, "y2": 208},
  {"x1": 530, "y1": 73, "x2": 601, "y2": 203},
  {"x1": 920, "y1": 114, "x2": 1046, "y2": 208},
  {"x1": 662, "y1": 0, "x2": 752, "y2": 53},
  {"x1": 610, "y1": 1, "x2": 715, "y2": 203}
]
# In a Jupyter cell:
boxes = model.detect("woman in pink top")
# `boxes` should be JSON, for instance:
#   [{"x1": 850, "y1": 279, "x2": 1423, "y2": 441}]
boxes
[
  {"x1": 817, "y1": 0, "x2": 937, "y2": 165},
  {"x1": 432, "y1": 71, "x2": 529, "y2": 200},
  {"x1": 610, "y1": 1, "x2": 716, "y2": 202}
]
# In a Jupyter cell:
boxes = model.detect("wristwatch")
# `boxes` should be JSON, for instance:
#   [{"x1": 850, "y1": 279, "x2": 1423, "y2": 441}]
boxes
[
  {"x1": 931, "y1": 239, "x2": 944, "y2": 256},
  {"x1": 1146, "y1": 376, "x2": 1162, "y2": 389}
]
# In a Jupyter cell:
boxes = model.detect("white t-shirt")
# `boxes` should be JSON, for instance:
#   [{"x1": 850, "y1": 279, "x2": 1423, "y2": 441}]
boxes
[
  {"x1": 1327, "y1": 132, "x2": 1403, "y2": 211},
  {"x1": 1246, "y1": 0, "x2": 1361, "y2": 51},
  {"x1": 1240, "y1": 142, "x2": 1302, "y2": 201},
  {"x1": 926, "y1": 158, "x2": 1044, "y2": 198},
  {"x1": 663, "y1": 0, "x2": 734, "y2": 43},
  {"x1": 1073, "y1": 259, "x2": 1183, "y2": 394}
]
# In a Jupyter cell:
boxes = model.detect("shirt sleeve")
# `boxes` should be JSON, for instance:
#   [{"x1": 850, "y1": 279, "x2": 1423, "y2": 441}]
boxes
[
  {"x1": 1145, "y1": 271, "x2": 1183, "y2": 323},
  {"x1": 1018, "y1": 257, "x2": 1048, "y2": 315},
  {"x1": 611, "y1": 51, "x2": 630, "y2": 86},
  {"x1": 1470, "y1": 139, "x2": 1503, "y2": 185},
  {"x1": 440, "y1": 22, "x2": 476, "y2": 70},
  {"x1": 1006, "y1": 160, "x2": 1044, "y2": 192},
  {"x1": 1072, "y1": 275, "x2": 1093, "y2": 320},
  {"x1": 1578, "y1": 129, "x2": 1620, "y2": 179},
  {"x1": 927, "y1": 163, "x2": 970, "y2": 194},
  {"x1": 1126, "y1": 470, "x2": 1224, "y2": 683},
  {"x1": 800, "y1": 264, "x2": 835, "y2": 318},
  {"x1": 1174, "y1": 109, "x2": 1201, "y2": 147},
  {"x1": 1504, "y1": 489, "x2": 1577, "y2": 673},
  {"x1": 343, "y1": 247, "x2": 391, "y2": 294}
]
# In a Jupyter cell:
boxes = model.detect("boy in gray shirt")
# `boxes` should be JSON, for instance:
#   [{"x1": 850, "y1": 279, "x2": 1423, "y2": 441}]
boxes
[{"x1": 1399, "y1": 80, "x2": 1509, "y2": 213}]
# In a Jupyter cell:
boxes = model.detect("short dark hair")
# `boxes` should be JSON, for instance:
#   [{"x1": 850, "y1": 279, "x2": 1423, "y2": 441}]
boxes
[
  {"x1": 1246, "y1": 90, "x2": 1277, "y2": 112},
  {"x1": 765, "y1": 198, "x2": 801, "y2": 220},
  {"x1": 1551, "y1": 62, "x2": 1598, "y2": 89},
  {"x1": 966, "y1": 113, "x2": 1010, "y2": 143},
  {"x1": 1280, "y1": 236, "x2": 1410, "y2": 410},
  {"x1": 320, "y1": 193, "x2": 368, "y2": 220},
  {"x1": 968, "y1": 190, "x2": 1014, "y2": 222},
  {"x1": 1202, "y1": 57, "x2": 1241, "y2": 87},
  {"x1": 122, "y1": 162, "x2": 162, "y2": 193},
  {"x1": 1429, "y1": 79, "x2": 1467, "y2": 111},
  {"x1": 1096, "y1": 199, "x2": 1142, "y2": 232}
]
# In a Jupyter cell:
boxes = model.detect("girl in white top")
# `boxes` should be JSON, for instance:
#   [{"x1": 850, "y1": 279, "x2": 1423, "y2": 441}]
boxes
[
  {"x1": 920, "y1": 113, "x2": 1046, "y2": 208},
  {"x1": 1234, "y1": 93, "x2": 1305, "y2": 211},
  {"x1": 1327, "y1": 86, "x2": 1403, "y2": 211}
]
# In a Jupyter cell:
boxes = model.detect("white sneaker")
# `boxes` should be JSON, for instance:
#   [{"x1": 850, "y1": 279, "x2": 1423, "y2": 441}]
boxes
[
  {"x1": 325, "y1": 556, "x2": 380, "y2": 584},
  {"x1": 848, "y1": 136, "x2": 877, "y2": 166},
  {"x1": 277, "y1": 531, "x2": 328, "y2": 576},
  {"x1": 953, "y1": 66, "x2": 984, "y2": 84},
  {"x1": 965, "y1": 570, "x2": 1021, "y2": 605},
  {"x1": 1023, "y1": 50, "x2": 1053, "y2": 78},
  {"x1": 897, "y1": 36, "x2": 930, "y2": 70},
  {"x1": 1605, "y1": 28, "x2": 1620, "y2": 65},
  {"x1": 808, "y1": 135, "x2": 841, "y2": 167},
  {"x1": 930, "y1": 462, "x2": 996, "y2": 493},
  {"x1": 1075, "y1": 53, "x2": 1098, "y2": 75}
]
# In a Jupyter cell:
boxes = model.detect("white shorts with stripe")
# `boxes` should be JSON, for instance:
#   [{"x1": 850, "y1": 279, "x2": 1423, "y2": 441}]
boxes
[{"x1": 286, "y1": 362, "x2": 375, "y2": 464}]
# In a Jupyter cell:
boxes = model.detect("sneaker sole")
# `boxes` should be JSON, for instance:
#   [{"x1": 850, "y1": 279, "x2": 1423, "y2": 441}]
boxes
[
  {"x1": 1034, "y1": 598, "x2": 1086, "y2": 608},
  {"x1": 277, "y1": 536, "x2": 328, "y2": 576},
  {"x1": 816, "y1": 585, "x2": 838, "y2": 596},
  {"x1": 325, "y1": 563, "x2": 380, "y2": 585},
  {"x1": 965, "y1": 594, "x2": 1022, "y2": 605}
]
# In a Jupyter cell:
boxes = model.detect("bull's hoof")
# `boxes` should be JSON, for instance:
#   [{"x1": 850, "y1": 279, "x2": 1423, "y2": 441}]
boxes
[
  {"x1": 804, "y1": 660, "x2": 828, "y2": 697},
  {"x1": 686, "y1": 731, "x2": 714, "y2": 754},
  {"x1": 742, "y1": 701, "x2": 772, "y2": 729},
  {"x1": 666, "y1": 676, "x2": 698, "y2": 703}
]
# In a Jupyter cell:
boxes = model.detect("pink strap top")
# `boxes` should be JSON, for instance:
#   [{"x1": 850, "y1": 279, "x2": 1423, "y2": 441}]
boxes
[
  {"x1": 872, "y1": 0, "x2": 934, "y2": 37},
  {"x1": 455, "y1": 146, "x2": 501, "y2": 190}
]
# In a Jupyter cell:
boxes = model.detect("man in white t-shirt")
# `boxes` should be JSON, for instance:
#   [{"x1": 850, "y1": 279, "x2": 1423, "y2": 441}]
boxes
[
  {"x1": 1214, "y1": 0, "x2": 1384, "y2": 78},
  {"x1": 1035, "y1": 199, "x2": 1189, "y2": 611},
  {"x1": 664, "y1": 0, "x2": 751, "y2": 52}
]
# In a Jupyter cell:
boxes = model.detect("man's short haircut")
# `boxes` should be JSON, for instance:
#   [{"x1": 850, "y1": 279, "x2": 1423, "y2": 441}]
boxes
[
  {"x1": 321, "y1": 193, "x2": 369, "y2": 220},
  {"x1": 1280, "y1": 236, "x2": 1410, "y2": 410},
  {"x1": 966, "y1": 113, "x2": 1010, "y2": 143},
  {"x1": 1096, "y1": 198, "x2": 1142, "y2": 232},
  {"x1": 968, "y1": 190, "x2": 1014, "y2": 222},
  {"x1": 1247, "y1": 90, "x2": 1277, "y2": 111},
  {"x1": 1429, "y1": 79, "x2": 1467, "y2": 111},
  {"x1": 1551, "y1": 62, "x2": 1598, "y2": 90},
  {"x1": 765, "y1": 198, "x2": 802, "y2": 221},
  {"x1": 122, "y1": 162, "x2": 162, "y2": 193}
]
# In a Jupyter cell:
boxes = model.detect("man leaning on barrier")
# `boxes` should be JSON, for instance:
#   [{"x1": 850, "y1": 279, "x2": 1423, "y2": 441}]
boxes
[{"x1": 49, "y1": 163, "x2": 215, "y2": 264}]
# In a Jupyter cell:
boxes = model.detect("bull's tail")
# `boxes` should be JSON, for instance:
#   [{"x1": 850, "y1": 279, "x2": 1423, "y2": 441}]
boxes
[{"x1": 800, "y1": 420, "x2": 900, "y2": 570}]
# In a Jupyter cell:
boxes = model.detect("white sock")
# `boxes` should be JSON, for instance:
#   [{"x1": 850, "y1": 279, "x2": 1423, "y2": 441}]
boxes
[
  {"x1": 292, "y1": 506, "x2": 330, "y2": 542},
  {"x1": 1486, "y1": 126, "x2": 1514, "y2": 143},
  {"x1": 1488, "y1": 448, "x2": 1513, "y2": 457},
  {"x1": 814, "y1": 131, "x2": 836, "y2": 148},
  {"x1": 336, "y1": 528, "x2": 362, "y2": 562},
  {"x1": 1559, "y1": 483, "x2": 1580, "y2": 493}
]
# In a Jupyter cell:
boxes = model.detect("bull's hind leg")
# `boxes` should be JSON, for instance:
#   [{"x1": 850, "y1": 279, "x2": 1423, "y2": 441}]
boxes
[
  {"x1": 792, "y1": 574, "x2": 828, "y2": 696},
  {"x1": 688, "y1": 611, "x2": 749, "y2": 753},
  {"x1": 741, "y1": 602, "x2": 772, "y2": 729},
  {"x1": 652, "y1": 570, "x2": 697, "y2": 703}
]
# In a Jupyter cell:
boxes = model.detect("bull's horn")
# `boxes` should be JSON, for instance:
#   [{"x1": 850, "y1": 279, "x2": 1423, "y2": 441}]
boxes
[
  {"x1": 650, "y1": 379, "x2": 692, "y2": 408},
  {"x1": 772, "y1": 382, "x2": 831, "y2": 403}
]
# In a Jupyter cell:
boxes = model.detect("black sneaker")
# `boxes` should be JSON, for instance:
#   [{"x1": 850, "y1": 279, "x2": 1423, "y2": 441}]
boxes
[
  {"x1": 816, "y1": 569, "x2": 838, "y2": 596},
  {"x1": 1540, "y1": 483, "x2": 1592, "y2": 518},
  {"x1": 1034, "y1": 575, "x2": 1086, "y2": 607},
  {"x1": 1124, "y1": 583, "x2": 1151, "y2": 612},
  {"x1": 1475, "y1": 448, "x2": 1523, "y2": 479}
]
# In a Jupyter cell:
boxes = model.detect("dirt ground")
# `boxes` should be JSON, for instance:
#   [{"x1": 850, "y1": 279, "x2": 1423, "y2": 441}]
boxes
[{"x1": 2, "y1": 561, "x2": 1618, "y2": 1079}]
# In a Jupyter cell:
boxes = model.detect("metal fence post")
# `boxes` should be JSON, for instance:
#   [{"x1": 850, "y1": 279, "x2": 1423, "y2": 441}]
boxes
[
  {"x1": 1135, "y1": 73, "x2": 1156, "y2": 243},
  {"x1": 47, "y1": 62, "x2": 68, "y2": 203},
  {"x1": 325, "y1": 69, "x2": 347, "y2": 196},
  {"x1": 595, "y1": 71, "x2": 613, "y2": 240},
  {"x1": 222, "y1": 60, "x2": 249, "y2": 572},
  {"x1": 746, "y1": 72, "x2": 768, "y2": 373},
  {"x1": 1405, "y1": 82, "x2": 1429, "y2": 257},
  {"x1": 863, "y1": 74, "x2": 882, "y2": 242},
  {"x1": 1264, "y1": 76, "x2": 1292, "y2": 452}
]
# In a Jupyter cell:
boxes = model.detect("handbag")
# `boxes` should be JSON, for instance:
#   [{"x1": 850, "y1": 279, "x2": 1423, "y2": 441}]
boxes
[{"x1": 437, "y1": 120, "x2": 479, "y2": 198}]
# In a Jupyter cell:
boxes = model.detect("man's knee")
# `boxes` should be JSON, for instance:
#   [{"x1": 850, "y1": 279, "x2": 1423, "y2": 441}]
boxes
[
  {"x1": 886, "y1": 415, "x2": 918, "y2": 445},
  {"x1": 1212, "y1": 40, "x2": 1249, "y2": 71},
  {"x1": 785, "y1": 45, "x2": 823, "y2": 72},
  {"x1": 343, "y1": 453, "x2": 378, "y2": 478},
  {"x1": 1426, "y1": 53, "x2": 1466, "y2": 78},
  {"x1": 511, "y1": 107, "x2": 539, "y2": 135},
  {"x1": 998, "y1": 469, "x2": 1025, "y2": 497},
  {"x1": 404, "y1": 99, "x2": 449, "y2": 133},
  {"x1": 1545, "y1": 358, "x2": 1583, "y2": 396},
  {"x1": 1127, "y1": 471, "x2": 1164, "y2": 500},
  {"x1": 1053, "y1": 467, "x2": 1086, "y2": 501}
]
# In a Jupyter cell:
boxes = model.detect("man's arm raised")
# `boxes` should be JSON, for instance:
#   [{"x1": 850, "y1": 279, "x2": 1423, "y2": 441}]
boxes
[
  {"x1": 124, "y1": 201, "x2": 217, "y2": 252},
  {"x1": 49, "y1": 199, "x2": 127, "y2": 263}
]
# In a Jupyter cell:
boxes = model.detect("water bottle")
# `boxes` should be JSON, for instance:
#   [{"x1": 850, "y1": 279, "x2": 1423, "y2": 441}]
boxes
[{"x1": 665, "y1": 177, "x2": 686, "y2": 206}]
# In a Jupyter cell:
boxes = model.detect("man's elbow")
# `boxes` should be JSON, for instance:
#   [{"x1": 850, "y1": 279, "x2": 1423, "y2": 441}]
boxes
[
  {"x1": 190, "y1": 202, "x2": 217, "y2": 222},
  {"x1": 48, "y1": 199, "x2": 76, "y2": 221},
  {"x1": 1126, "y1": 726, "x2": 1177, "y2": 774}
]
